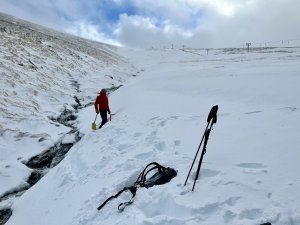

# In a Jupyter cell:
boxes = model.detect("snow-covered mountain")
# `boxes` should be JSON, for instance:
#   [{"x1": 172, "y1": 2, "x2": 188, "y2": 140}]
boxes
[
  {"x1": 0, "y1": 12, "x2": 137, "y2": 223},
  {"x1": 1, "y1": 13, "x2": 300, "y2": 225}
]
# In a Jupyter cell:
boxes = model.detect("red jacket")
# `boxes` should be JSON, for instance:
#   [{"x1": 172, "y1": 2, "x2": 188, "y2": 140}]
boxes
[{"x1": 94, "y1": 91, "x2": 110, "y2": 113}]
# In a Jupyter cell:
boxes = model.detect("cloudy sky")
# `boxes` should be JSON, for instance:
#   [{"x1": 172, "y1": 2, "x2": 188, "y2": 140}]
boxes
[{"x1": 1, "y1": 0, "x2": 300, "y2": 48}]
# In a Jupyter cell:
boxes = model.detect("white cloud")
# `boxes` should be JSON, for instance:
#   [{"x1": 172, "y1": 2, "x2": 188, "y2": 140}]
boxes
[
  {"x1": 184, "y1": 0, "x2": 257, "y2": 16},
  {"x1": 114, "y1": 0, "x2": 300, "y2": 48},
  {"x1": 115, "y1": 14, "x2": 194, "y2": 48},
  {"x1": 66, "y1": 21, "x2": 121, "y2": 46}
]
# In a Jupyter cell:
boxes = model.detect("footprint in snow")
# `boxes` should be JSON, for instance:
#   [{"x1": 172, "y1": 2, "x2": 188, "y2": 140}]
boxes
[
  {"x1": 193, "y1": 202, "x2": 220, "y2": 216},
  {"x1": 134, "y1": 152, "x2": 153, "y2": 160},
  {"x1": 174, "y1": 140, "x2": 181, "y2": 146},
  {"x1": 191, "y1": 168, "x2": 220, "y2": 180},
  {"x1": 239, "y1": 208, "x2": 263, "y2": 220},
  {"x1": 115, "y1": 159, "x2": 136, "y2": 171},
  {"x1": 140, "y1": 194, "x2": 193, "y2": 219},
  {"x1": 134, "y1": 132, "x2": 143, "y2": 137},
  {"x1": 236, "y1": 163, "x2": 268, "y2": 174},
  {"x1": 159, "y1": 120, "x2": 166, "y2": 126},
  {"x1": 280, "y1": 106, "x2": 298, "y2": 112},
  {"x1": 267, "y1": 192, "x2": 272, "y2": 198},
  {"x1": 236, "y1": 163, "x2": 267, "y2": 169},
  {"x1": 117, "y1": 144, "x2": 132, "y2": 152},
  {"x1": 148, "y1": 116, "x2": 178, "y2": 127},
  {"x1": 223, "y1": 196, "x2": 241, "y2": 206},
  {"x1": 154, "y1": 141, "x2": 166, "y2": 152},
  {"x1": 223, "y1": 210, "x2": 237, "y2": 223}
]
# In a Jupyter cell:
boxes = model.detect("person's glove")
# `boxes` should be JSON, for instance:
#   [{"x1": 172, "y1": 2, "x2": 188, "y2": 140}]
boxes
[{"x1": 96, "y1": 111, "x2": 99, "y2": 114}]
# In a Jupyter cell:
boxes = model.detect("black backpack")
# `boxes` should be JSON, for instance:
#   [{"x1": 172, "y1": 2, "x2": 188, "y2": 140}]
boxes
[{"x1": 97, "y1": 162, "x2": 177, "y2": 211}]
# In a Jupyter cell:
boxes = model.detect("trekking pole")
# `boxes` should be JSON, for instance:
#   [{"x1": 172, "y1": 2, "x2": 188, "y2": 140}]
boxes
[
  {"x1": 184, "y1": 105, "x2": 218, "y2": 187},
  {"x1": 192, "y1": 124, "x2": 212, "y2": 191},
  {"x1": 184, "y1": 122, "x2": 210, "y2": 186},
  {"x1": 192, "y1": 105, "x2": 218, "y2": 191}
]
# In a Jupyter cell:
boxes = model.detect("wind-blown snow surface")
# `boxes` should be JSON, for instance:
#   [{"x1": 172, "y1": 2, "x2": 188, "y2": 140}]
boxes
[{"x1": 6, "y1": 46, "x2": 300, "y2": 225}]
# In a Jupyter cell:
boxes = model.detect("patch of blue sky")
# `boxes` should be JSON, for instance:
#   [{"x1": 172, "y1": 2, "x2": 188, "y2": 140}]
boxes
[
  {"x1": 95, "y1": 0, "x2": 138, "y2": 23},
  {"x1": 82, "y1": 0, "x2": 139, "y2": 34}
]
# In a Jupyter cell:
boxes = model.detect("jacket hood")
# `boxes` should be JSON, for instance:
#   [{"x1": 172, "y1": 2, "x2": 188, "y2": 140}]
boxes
[{"x1": 99, "y1": 89, "x2": 107, "y2": 95}]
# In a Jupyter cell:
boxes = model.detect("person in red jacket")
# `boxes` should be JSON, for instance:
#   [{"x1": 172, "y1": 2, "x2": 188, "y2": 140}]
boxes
[{"x1": 94, "y1": 89, "x2": 111, "y2": 129}]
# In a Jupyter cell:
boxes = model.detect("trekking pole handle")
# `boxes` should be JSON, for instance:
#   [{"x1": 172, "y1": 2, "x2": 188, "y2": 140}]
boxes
[{"x1": 207, "y1": 105, "x2": 218, "y2": 124}]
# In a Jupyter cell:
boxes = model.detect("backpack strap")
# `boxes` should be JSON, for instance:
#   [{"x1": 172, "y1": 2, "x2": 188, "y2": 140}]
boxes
[
  {"x1": 117, "y1": 186, "x2": 137, "y2": 211},
  {"x1": 97, "y1": 187, "x2": 128, "y2": 211}
]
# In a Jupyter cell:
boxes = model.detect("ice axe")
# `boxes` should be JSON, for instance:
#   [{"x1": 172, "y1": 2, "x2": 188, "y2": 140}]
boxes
[{"x1": 92, "y1": 114, "x2": 98, "y2": 130}]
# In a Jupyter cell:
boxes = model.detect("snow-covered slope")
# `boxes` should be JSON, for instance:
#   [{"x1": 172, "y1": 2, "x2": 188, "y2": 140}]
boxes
[
  {"x1": 0, "y1": 12, "x2": 137, "y2": 217},
  {"x1": 4, "y1": 43, "x2": 300, "y2": 225}
]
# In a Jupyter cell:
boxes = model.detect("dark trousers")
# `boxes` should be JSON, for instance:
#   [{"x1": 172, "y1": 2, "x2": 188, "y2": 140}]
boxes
[{"x1": 99, "y1": 110, "x2": 108, "y2": 128}]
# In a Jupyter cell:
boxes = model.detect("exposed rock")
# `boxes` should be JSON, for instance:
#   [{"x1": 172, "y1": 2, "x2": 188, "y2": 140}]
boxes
[{"x1": 0, "y1": 208, "x2": 12, "y2": 225}]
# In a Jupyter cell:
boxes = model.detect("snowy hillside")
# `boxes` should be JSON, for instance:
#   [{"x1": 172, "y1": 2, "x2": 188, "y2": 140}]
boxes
[
  {"x1": 0, "y1": 12, "x2": 137, "y2": 223},
  {"x1": 1, "y1": 13, "x2": 300, "y2": 225}
]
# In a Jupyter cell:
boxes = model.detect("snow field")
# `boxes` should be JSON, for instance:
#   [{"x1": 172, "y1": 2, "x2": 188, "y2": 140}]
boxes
[{"x1": 5, "y1": 46, "x2": 300, "y2": 225}]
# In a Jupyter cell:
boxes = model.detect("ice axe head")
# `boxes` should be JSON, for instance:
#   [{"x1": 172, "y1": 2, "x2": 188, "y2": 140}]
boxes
[
  {"x1": 207, "y1": 105, "x2": 218, "y2": 124},
  {"x1": 92, "y1": 121, "x2": 97, "y2": 130},
  {"x1": 92, "y1": 114, "x2": 98, "y2": 130}
]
